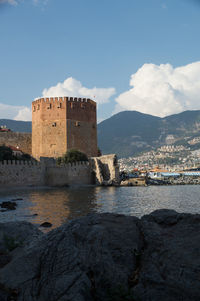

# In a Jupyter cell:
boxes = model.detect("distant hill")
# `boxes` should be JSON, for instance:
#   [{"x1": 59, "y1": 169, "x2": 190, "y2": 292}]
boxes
[
  {"x1": 2, "y1": 110, "x2": 200, "y2": 158},
  {"x1": 0, "y1": 119, "x2": 31, "y2": 133},
  {"x1": 98, "y1": 110, "x2": 200, "y2": 157}
]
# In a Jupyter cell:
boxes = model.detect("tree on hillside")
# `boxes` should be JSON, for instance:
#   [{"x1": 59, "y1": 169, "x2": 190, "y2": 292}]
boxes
[
  {"x1": 56, "y1": 149, "x2": 88, "y2": 165},
  {"x1": 0, "y1": 145, "x2": 14, "y2": 161}
]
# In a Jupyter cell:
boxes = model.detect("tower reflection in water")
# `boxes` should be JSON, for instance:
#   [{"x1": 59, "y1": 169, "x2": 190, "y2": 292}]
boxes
[{"x1": 28, "y1": 187, "x2": 100, "y2": 229}]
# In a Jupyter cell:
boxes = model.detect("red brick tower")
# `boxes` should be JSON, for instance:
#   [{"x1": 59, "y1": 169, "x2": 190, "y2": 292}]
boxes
[{"x1": 32, "y1": 97, "x2": 98, "y2": 159}]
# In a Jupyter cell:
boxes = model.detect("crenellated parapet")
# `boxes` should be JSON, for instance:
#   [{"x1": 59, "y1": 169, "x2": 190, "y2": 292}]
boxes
[
  {"x1": 0, "y1": 160, "x2": 41, "y2": 166},
  {"x1": 32, "y1": 96, "x2": 96, "y2": 107}
]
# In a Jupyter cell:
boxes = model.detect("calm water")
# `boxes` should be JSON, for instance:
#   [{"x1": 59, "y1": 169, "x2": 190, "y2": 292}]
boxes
[{"x1": 0, "y1": 185, "x2": 200, "y2": 230}]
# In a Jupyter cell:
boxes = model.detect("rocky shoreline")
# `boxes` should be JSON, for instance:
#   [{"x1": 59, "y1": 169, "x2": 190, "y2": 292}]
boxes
[
  {"x1": 0, "y1": 209, "x2": 200, "y2": 301},
  {"x1": 121, "y1": 176, "x2": 200, "y2": 186}
]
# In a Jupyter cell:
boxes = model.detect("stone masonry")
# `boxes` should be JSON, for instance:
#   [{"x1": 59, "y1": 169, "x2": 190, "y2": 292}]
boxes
[
  {"x1": 32, "y1": 97, "x2": 98, "y2": 159},
  {"x1": 0, "y1": 132, "x2": 32, "y2": 155}
]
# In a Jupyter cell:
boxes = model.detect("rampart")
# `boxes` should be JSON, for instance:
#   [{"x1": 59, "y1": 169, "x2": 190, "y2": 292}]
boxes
[
  {"x1": 90, "y1": 154, "x2": 120, "y2": 186},
  {"x1": 0, "y1": 160, "x2": 44, "y2": 187},
  {"x1": 44, "y1": 161, "x2": 91, "y2": 186},
  {"x1": 0, "y1": 160, "x2": 91, "y2": 187},
  {"x1": 0, "y1": 155, "x2": 119, "y2": 187},
  {"x1": 0, "y1": 132, "x2": 32, "y2": 155}
]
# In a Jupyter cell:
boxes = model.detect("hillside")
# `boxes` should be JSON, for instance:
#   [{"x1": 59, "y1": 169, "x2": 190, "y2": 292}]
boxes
[
  {"x1": 98, "y1": 110, "x2": 200, "y2": 157},
  {"x1": 2, "y1": 110, "x2": 200, "y2": 158},
  {"x1": 0, "y1": 119, "x2": 32, "y2": 133}
]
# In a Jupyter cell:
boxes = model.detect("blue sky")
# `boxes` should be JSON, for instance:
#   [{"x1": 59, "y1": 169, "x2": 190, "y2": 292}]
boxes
[{"x1": 0, "y1": 0, "x2": 200, "y2": 121}]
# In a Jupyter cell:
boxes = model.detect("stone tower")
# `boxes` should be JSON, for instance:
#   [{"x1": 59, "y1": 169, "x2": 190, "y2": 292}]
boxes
[{"x1": 32, "y1": 97, "x2": 98, "y2": 159}]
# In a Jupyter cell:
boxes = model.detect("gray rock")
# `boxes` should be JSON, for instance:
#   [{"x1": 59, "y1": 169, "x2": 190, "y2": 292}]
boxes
[
  {"x1": 0, "y1": 210, "x2": 199, "y2": 301},
  {"x1": 132, "y1": 209, "x2": 200, "y2": 301},
  {"x1": 0, "y1": 221, "x2": 43, "y2": 252},
  {"x1": 0, "y1": 221, "x2": 43, "y2": 300}
]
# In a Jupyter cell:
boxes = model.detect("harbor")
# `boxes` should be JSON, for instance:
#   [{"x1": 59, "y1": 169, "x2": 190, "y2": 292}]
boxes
[{"x1": 120, "y1": 168, "x2": 200, "y2": 186}]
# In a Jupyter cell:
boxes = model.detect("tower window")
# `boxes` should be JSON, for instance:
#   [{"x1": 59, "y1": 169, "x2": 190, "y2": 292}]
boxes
[
  {"x1": 75, "y1": 121, "x2": 80, "y2": 127},
  {"x1": 52, "y1": 122, "x2": 56, "y2": 127}
]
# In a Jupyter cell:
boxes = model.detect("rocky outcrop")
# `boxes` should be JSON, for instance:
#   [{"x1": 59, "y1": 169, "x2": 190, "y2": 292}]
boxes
[
  {"x1": 0, "y1": 210, "x2": 200, "y2": 300},
  {"x1": 91, "y1": 154, "x2": 120, "y2": 186}
]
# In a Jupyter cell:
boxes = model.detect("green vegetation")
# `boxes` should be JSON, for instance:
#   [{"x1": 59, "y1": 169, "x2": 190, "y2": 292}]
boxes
[
  {"x1": 0, "y1": 145, "x2": 31, "y2": 161},
  {"x1": 57, "y1": 149, "x2": 88, "y2": 165},
  {"x1": 98, "y1": 110, "x2": 200, "y2": 157},
  {"x1": 0, "y1": 145, "x2": 14, "y2": 161}
]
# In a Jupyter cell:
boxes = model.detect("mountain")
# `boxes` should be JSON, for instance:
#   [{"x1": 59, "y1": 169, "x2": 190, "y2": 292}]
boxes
[
  {"x1": 2, "y1": 110, "x2": 200, "y2": 158},
  {"x1": 0, "y1": 119, "x2": 32, "y2": 133},
  {"x1": 98, "y1": 110, "x2": 200, "y2": 157}
]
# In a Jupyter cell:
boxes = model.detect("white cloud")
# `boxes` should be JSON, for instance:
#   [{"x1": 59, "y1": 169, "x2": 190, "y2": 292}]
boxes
[
  {"x1": 0, "y1": 103, "x2": 31, "y2": 121},
  {"x1": 0, "y1": 0, "x2": 48, "y2": 5},
  {"x1": 114, "y1": 61, "x2": 200, "y2": 117},
  {"x1": 42, "y1": 77, "x2": 116, "y2": 105},
  {"x1": 14, "y1": 107, "x2": 32, "y2": 121},
  {"x1": 0, "y1": 0, "x2": 17, "y2": 5}
]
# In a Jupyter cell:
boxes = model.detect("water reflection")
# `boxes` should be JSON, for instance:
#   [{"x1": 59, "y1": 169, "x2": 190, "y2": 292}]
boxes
[
  {"x1": 27, "y1": 187, "x2": 100, "y2": 229},
  {"x1": 0, "y1": 185, "x2": 200, "y2": 231}
]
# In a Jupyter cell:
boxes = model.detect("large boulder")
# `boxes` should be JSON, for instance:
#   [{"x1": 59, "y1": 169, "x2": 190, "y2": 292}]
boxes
[
  {"x1": 0, "y1": 210, "x2": 199, "y2": 301},
  {"x1": 132, "y1": 209, "x2": 200, "y2": 301}
]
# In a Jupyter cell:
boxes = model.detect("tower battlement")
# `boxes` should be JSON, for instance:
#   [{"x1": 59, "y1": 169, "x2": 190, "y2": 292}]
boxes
[
  {"x1": 33, "y1": 97, "x2": 96, "y2": 105},
  {"x1": 32, "y1": 96, "x2": 98, "y2": 159}
]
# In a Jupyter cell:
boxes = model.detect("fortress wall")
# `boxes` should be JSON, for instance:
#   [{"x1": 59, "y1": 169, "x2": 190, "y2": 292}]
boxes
[
  {"x1": 32, "y1": 97, "x2": 68, "y2": 159},
  {"x1": 66, "y1": 119, "x2": 97, "y2": 158},
  {"x1": 0, "y1": 160, "x2": 44, "y2": 187},
  {"x1": 0, "y1": 160, "x2": 92, "y2": 187},
  {"x1": 45, "y1": 161, "x2": 92, "y2": 186},
  {"x1": 32, "y1": 97, "x2": 98, "y2": 159},
  {"x1": 0, "y1": 132, "x2": 32, "y2": 155},
  {"x1": 66, "y1": 98, "x2": 96, "y2": 123},
  {"x1": 90, "y1": 154, "x2": 120, "y2": 185}
]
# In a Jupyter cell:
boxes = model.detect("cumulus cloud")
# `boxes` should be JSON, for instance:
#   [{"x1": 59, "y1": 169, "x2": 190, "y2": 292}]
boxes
[
  {"x1": 114, "y1": 61, "x2": 200, "y2": 117},
  {"x1": 0, "y1": 0, "x2": 17, "y2": 5},
  {"x1": 0, "y1": 103, "x2": 31, "y2": 121},
  {"x1": 42, "y1": 77, "x2": 116, "y2": 105},
  {"x1": 14, "y1": 107, "x2": 32, "y2": 121}
]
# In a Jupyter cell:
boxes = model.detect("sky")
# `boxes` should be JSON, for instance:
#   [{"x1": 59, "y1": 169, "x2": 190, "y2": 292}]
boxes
[{"x1": 0, "y1": 0, "x2": 200, "y2": 122}]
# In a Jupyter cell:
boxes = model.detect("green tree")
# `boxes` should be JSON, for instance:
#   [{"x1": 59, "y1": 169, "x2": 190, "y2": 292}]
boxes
[
  {"x1": 0, "y1": 145, "x2": 14, "y2": 161},
  {"x1": 57, "y1": 149, "x2": 88, "y2": 165}
]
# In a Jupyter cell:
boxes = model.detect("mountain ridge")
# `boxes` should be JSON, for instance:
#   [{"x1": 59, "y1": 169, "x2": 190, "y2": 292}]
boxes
[
  {"x1": 2, "y1": 110, "x2": 200, "y2": 158},
  {"x1": 98, "y1": 110, "x2": 200, "y2": 157}
]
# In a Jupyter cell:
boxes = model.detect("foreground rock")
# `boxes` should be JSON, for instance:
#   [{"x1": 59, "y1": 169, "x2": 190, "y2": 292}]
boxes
[
  {"x1": 0, "y1": 201, "x2": 17, "y2": 211},
  {"x1": 0, "y1": 210, "x2": 200, "y2": 301}
]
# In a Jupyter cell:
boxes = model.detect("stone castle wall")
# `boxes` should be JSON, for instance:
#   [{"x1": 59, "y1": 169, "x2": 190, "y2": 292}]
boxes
[
  {"x1": 0, "y1": 160, "x2": 91, "y2": 187},
  {"x1": 32, "y1": 97, "x2": 97, "y2": 159},
  {"x1": 0, "y1": 160, "x2": 44, "y2": 187},
  {"x1": 90, "y1": 154, "x2": 120, "y2": 186},
  {"x1": 45, "y1": 161, "x2": 91, "y2": 186},
  {"x1": 0, "y1": 132, "x2": 32, "y2": 155}
]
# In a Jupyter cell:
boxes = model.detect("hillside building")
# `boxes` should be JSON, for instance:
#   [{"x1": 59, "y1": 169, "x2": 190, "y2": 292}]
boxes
[{"x1": 32, "y1": 97, "x2": 98, "y2": 159}]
